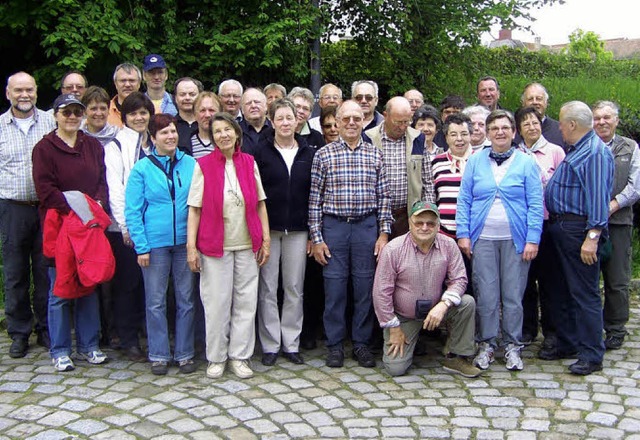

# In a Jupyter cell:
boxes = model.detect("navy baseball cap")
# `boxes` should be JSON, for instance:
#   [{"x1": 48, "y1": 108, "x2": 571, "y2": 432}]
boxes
[
  {"x1": 53, "y1": 94, "x2": 85, "y2": 111},
  {"x1": 143, "y1": 54, "x2": 167, "y2": 71}
]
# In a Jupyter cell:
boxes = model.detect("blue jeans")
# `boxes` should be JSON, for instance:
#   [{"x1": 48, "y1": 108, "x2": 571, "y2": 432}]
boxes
[
  {"x1": 141, "y1": 245, "x2": 195, "y2": 362},
  {"x1": 547, "y1": 219, "x2": 605, "y2": 363},
  {"x1": 322, "y1": 214, "x2": 377, "y2": 349},
  {"x1": 47, "y1": 267, "x2": 100, "y2": 358}
]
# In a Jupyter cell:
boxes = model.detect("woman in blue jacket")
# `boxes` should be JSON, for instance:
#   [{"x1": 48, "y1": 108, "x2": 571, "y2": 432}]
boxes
[
  {"x1": 253, "y1": 99, "x2": 316, "y2": 366},
  {"x1": 125, "y1": 114, "x2": 197, "y2": 375},
  {"x1": 456, "y1": 110, "x2": 543, "y2": 373}
]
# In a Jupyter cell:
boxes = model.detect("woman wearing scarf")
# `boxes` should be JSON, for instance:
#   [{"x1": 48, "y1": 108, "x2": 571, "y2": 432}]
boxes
[
  {"x1": 456, "y1": 110, "x2": 543, "y2": 372},
  {"x1": 514, "y1": 106, "x2": 565, "y2": 347}
]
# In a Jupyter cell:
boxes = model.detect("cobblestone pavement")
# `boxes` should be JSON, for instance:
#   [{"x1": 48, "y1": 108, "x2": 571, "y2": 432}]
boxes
[{"x1": 0, "y1": 300, "x2": 638, "y2": 440}]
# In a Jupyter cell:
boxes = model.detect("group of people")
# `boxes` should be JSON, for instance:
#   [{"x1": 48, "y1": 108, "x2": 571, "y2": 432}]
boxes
[{"x1": 2, "y1": 56, "x2": 638, "y2": 380}]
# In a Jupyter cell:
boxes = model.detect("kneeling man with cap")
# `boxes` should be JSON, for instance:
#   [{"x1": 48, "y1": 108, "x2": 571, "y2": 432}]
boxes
[{"x1": 372, "y1": 201, "x2": 480, "y2": 377}]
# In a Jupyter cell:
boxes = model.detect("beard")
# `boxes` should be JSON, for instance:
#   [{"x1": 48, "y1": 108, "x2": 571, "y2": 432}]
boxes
[{"x1": 13, "y1": 101, "x2": 35, "y2": 115}]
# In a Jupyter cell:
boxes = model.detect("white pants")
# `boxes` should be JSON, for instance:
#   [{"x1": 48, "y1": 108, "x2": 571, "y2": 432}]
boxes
[
  {"x1": 200, "y1": 249, "x2": 258, "y2": 363},
  {"x1": 257, "y1": 230, "x2": 307, "y2": 353}
]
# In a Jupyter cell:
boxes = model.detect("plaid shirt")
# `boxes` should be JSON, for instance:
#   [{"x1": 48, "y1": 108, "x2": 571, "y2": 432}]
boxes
[
  {"x1": 308, "y1": 138, "x2": 392, "y2": 243},
  {"x1": 0, "y1": 108, "x2": 55, "y2": 201},
  {"x1": 380, "y1": 130, "x2": 408, "y2": 210}
]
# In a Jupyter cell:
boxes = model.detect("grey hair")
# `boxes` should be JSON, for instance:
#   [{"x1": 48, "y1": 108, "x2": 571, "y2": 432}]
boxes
[
  {"x1": 560, "y1": 101, "x2": 594, "y2": 129},
  {"x1": 462, "y1": 105, "x2": 490, "y2": 120},
  {"x1": 288, "y1": 86, "x2": 314, "y2": 107},
  {"x1": 263, "y1": 83, "x2": 286, "y2": 97},
  {"x1": 218, "y1": 79, "x2": 243, "y2": 95},
  {"x1": 241, "y1": 87, "x2": 267, "y2": 106},
  {"x1": 351, "y1": 80, "x2": 378, "y2": 98},
  {"x1": 592, "y1": 100, "x2": 620, "y2": 116},
  {"x1": 521, "y1": 82, "x2": 549, "y2": 105},
  {"x1": 319, "y1": 83, "x2": 342, "y2": 98},
  {"x1": 113, "y1": 63, "x2": 142, "y2": 82}
]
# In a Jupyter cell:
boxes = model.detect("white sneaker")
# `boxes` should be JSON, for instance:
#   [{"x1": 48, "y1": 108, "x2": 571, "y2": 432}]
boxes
[
  {"x1": 206, "y1": 362, "x2": 226, "y2": 379},
  {"x1": 229, "y1": 360, "x2": 254, "y2": 379},
  {"x1": 473, "y1": 342, "x2": 495, "y2": 370},
  {"x1": 52, "y1": 355, "x2": 75, "y2": 372},
  {"x1": 505, "y1": 343, "x2": 524, "y2": 371},
  {"x1": 78, "y1": 350, "x2": 108, "y2": 365}
]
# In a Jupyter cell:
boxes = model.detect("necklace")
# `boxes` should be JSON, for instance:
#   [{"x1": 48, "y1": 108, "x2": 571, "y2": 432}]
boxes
[
  {"x1": 275, "y1": 138, "x2": 297, "y2": 150},
  {"x1": 224, "y1": 163, "x2": 243, "y2": 207}
]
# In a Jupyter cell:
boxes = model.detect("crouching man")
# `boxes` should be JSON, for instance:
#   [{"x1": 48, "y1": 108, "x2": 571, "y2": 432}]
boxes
[{"x1": 372, "y1": 201, "x2": 480, "y2": 377}]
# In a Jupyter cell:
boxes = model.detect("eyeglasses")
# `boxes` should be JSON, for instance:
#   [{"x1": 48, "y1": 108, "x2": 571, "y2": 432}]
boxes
[
  {"x1": 220, "y1": 94, "x2": 241, "y2": 100},
  {"x1": 321, "y1": 95, "x2": 340, "y2": 101},
  {"x1": 322, "y1": 123, "x2": 337, "y2": 129},
  {"x1": 62, "y1": 84, "x2": 86, "y2": 91},
  {"x1": 488, "y1": 126, "x2": 513, "y2": 133},
  {"x1": 59, "y1": 108, "x2": 84, "y2": 117},
  {"x1": 412, "y1": 220, "x2": 438, "y2": 229},
  {"x1": 521, "y1": 121, "x2": 540, "y2": 129},
  {"x1": 354, "y1": 94, "x2": 375, "y2": 102},
  {"x1": 341, "y1": 116, "x2": 363, "y2": 124},
  {"x1": 391, "y1": 119, "x2": 412, "y2": 127},
  {"x1": 116, "y1": 79, "x2": 138, "y2": 85},
  {"x1": 295, "y1": 104, "x2": 311, "y2": 113}
]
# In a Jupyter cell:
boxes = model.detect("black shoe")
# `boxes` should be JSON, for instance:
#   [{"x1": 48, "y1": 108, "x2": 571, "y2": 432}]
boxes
[
  {"x1": 521, "y1": 332, "x2": 535, "y2": 346},
  {"x1": 300, "y1": 339, "x2": 317, "y2": 350},
  {"x1": 604, "y1": 335, "x2": 624, "y2": 350},
  {"x1": 569, "y1": 359, "x2": 603, "y2": 375},
  {"x1": 283, "y1": 352, "x2": 304, "y2": 364},
  {"x1": 9, "y1": 338, "x2": 28, "y2": 358},
  {"x1": 36, "y1": 331, "x2": 51, "y2": 349},
  {"x1": 124, "y1": 346, "x2": 147, "y2": 363},
  {"x1": 326, "y1": 349, "x2": 344, "y2": 368},
  {"x1": 178, "y1": 359, "x2": 197, "y2": 374},
  {"x1": 352, "y1": 346, "x2": 376, "y2": 368},
  {"x1": 151, "y1": 361, "x2": 169, "y2": 375},
  {"x1": 261, "y1": 352, "x2": 278, "y2": 366},
  {"x1": 538, "y1": 347, "x2": 578, "y2": 361}
]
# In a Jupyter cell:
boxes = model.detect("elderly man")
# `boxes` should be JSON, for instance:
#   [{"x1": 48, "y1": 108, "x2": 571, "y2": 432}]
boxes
[
  {"x1": 59, "y1": 71, "x2": 88, "y2": 99},
  {"x1": 263, "y1": 83, "x2": 286, "y2": 107},
  {"x1": 363, "y1": 96, "x2": 436, "y2": 238},
  {"x1": 107, "y1": 63, "x2": 142, "y2": 127},
  {"x1": 476, "y1": 76, "x2": 502, "y2": 111},
  {"x1": 173, "y1": 77, "x2": 203, "y2": 155},
  {"x1": 288, "y1": 87, "x2": 325, "y2": 149},
  {"x1": 542, "y1": 101, "x2": 614, "y2": 375},
  {"x1": 240, "y1": 88, "x2": 270, "y2": 154},
  {"x1": 373, "y1": 202, "x2": 479, "y2": 377},
  {"x1": 0, "y1": 72, "x2": 55, "y2": 357},
  {"x1": 403, "y1": 89, "x2": 424, "y2": 114},
  {"x1": 309, "y1": 100, "x2": 392, "y2": 368},
  {"x1": 352, "y1": 80, "x2": 384, "y2": 131},
  {"x1": 309, "y1": 83, "x2": 343, "y2": 132},
  {"x1": 592, "y1": 100, "x2": 640, "y2": 350},
  {"x1": 218, "y1": 79, "x2": 243, "y2": 121},
  {"x1": 519, "y1": 82, "x2": 563, "y2": 147},
  {"x1": 463, "y1": 105, "x2": 491, "y2": 152},
  {"x1": 142, "y1": 54, "x2": 177, "y2": 116}
]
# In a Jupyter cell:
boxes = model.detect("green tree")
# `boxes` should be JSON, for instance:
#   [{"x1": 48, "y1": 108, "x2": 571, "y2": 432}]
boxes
[{"x1": 563, "y1": 29, "x2": 614, "y2": 62}]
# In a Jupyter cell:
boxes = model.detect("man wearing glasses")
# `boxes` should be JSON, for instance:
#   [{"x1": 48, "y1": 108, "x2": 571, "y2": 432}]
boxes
[
  {"x1": 308, "y1": 83, "x2": 342, "y2": 132},
  {"x1": 373, "y1": 202, "x2": 480, "y2": 378},
  {"x1": 218, "y1": 79, "x2": 243, "y2": 121},
  {"x1": 364, "y1": 96, "x2": 436, "y2": 237},
  {"x1": 351, "y1": 80, "x2": 384, "y2": 131},
  {"x1": 107, "y1": 63, "x2": 142, "y2": 127},
  {"x1": 308, "y1": 100, "x2": 392, "y2": 369}
]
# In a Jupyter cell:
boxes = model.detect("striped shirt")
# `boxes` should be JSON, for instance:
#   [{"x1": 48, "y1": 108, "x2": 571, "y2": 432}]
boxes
[
  {"x1": 190, "y1": 133, "x2": 214, "y2": 159},
  {"x1": 545, "y1": 130, "x2": 614, "y2": 229},
  {"x1": 0, "y1": 108, "x2": 55, "y2": 201},
  {"x1": 308, "y1": 138, "x2": 392, "y2": 243},
  {"x1": 431, "y1": 152, "x2": 466, "y2": 238},
  {"x1": 372, "y1": 232, "x2": 467, "y2": 326}
]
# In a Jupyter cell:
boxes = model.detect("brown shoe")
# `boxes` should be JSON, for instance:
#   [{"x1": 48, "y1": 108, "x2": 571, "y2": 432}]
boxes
[
  {"x1": 124, "y1": 346, "x2": 147, "y2": 363},
  {"x1": 443, "y1": 355, "x2": 482, "y2": 378}
]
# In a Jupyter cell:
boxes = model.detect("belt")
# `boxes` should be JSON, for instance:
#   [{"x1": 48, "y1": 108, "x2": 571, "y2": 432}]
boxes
[
  {"x1": 548, "y1": 212, "x2": 587, "y2": 223},
  {"x1": 1, "y1": 199, "x2": 39, "y2": 206},
  {"x1": 325, "y1": 212, "x2": 375, "y2": 223}
]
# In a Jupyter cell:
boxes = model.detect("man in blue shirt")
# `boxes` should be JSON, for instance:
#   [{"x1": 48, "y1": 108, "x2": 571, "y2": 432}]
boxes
[
  {"x1": 542, "y1": 101, "x2": 614, "y2": 375},
  {"x1": 142, "y1": 54, "x2": 177, "y2": 116}
]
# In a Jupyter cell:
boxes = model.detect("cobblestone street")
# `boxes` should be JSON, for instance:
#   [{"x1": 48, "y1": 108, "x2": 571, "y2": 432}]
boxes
[{"x1": 0, "y1": 298, "x2": 639, "y2": 440}]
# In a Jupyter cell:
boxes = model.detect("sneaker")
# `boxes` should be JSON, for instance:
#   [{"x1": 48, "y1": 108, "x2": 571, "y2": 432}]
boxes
[
  {"x1": 326, "y1": 349, "x2": 344, "y2": 368},
  {"x1": 352, "y1": 346, "x2": 376, "y2": 368},
  {"x1": 206, "y1": 362, "x2": 226, "y2": 379},
  {"x1": 151, "y1": 361, "x2": 169, "y2": 376},
  {"x1": 443, "y1": 355, "x2": 482, "y2": 378},
  {"x1": 52, "y1": 355, "x2": 75, "y2": 372},
  {"x1": 604, "y1": 335, "x2": 624, "y2": 350},
  {"x1": 178, "y1": 359, "x2": 197, "y2": 374},
  {"x1": 473, "y1": 342, "x2": 495, "y2": 370},
  {"x1": 229, "y1": 360, "x2": 254, "y2": 379},
  {"x1": 505, "y1": 343, "x2": 524, "y2": 371},
  {"x1": 78, "y1": 350, "x2": 108, "y2": 365}
]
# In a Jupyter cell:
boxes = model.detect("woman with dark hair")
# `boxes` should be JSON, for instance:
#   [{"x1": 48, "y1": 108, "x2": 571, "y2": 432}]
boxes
[
  {"x1": 253, "y1": 99, "x2": 315, "y2": 366},
  {"x1": 320, "y1": 105, "x2": 339, "y2": 145},
  {"x1": 103, "y1": 91, "x2": 155, "y2": 361},
  {"x1": 80, "y1": 86, "x2": 120, "y2": 146},
  {"x1": 125, "y1": 114, "x2": 197, "y2": 375},
  {"x1": 514, "y1": 106, "x2": 565, "y2": 346},
  {"x1": 187, "y1": 112, "x2": 270, "y2": 380},
  {"x1": 412, "y1": 105, "x2": 444, "y2": 160},
  {"x1": 32, "y1": 94, "x2": 110, "y2": 372},
  {"x1": 457, "y1": 110, "x2": 543, "y2": 372}
]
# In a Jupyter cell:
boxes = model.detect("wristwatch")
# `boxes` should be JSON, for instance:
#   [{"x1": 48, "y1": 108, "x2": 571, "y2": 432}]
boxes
[
  {"x1": 442, "y1": 299, "x2": 453, "y2": 308},
  {"x1": 588, "y1": 231, "x2": 600, "y2": 240}
]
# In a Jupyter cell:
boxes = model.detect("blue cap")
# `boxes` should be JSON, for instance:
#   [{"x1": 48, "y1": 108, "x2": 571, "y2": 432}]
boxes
[
  {"x1": 143, "y1": 54, "x2": 167, "y2": 71},
  {"x1": 53, "y1": 94, "x2": 85, "y2": 111}
]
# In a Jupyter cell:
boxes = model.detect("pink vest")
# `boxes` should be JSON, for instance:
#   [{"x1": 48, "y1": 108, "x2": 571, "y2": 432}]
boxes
[{"x1": 196, "y1": 148, "x2": 263, "y2": 257}]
